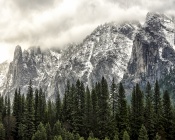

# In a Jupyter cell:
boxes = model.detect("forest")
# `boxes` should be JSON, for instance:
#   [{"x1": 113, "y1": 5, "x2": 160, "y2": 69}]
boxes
[{"x1": 0, "y1": 77, "x2": 175, "y2": 140}]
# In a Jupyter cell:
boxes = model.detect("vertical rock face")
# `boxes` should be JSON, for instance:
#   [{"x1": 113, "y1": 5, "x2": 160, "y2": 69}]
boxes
[
  {"x1": 0, "y1": 61, "x2": 9, "y2": 94},
  {"x1": 123, "y1": 12, "x2": 175, "y2": 90},
  {"x1": 1, "y1": 22, "x2": 139, "y2": 99},
  {"x1": 1, "y1": 12, "x2": 175, "y2": 99}
]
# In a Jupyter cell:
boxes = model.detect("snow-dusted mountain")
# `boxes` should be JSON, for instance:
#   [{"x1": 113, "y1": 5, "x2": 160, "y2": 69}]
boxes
[
  {"x1": 123, "y1": 12, "x2": 175, "y2": 91},
  {"x1": 0, "y1": 12, "x2": 174, "y2": 99}
]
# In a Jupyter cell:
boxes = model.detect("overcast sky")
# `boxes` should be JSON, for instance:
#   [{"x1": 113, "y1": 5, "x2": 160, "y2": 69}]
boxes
[{"x1": 0, "y1": 0, "x2": 174, "y2": 63}]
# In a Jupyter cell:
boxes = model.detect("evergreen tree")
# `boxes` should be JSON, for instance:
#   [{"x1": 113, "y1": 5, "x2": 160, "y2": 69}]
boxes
[
  {"x1": 154, "y1": 133, "x2": 161, "y2": 140},
  {"x1": 74, "y1": 133, "x2": 80, "y2": 140},
  {"x1": 13, "y1": 88, "x2": 22, "y2": 140},
  {"x1": 34, "y1": 89, "x2": 40, "y2": 129},
  {"x1": 72, "y1": 80, "x2": 85, "y2": 134},
  {"x1": 85, "y1": 86, "x2": 92, "y2": 136},
  {"x1": 32, "y1": 123, "x2": 47, "y2": 140},
  {"x1": 53, "y1": 121, "x2": 62, "y2": 136},
  {"x1": 110, "y1": 78, "x2": 117, "y2": 118},
  {"x1": 138, "y1": 125, "x2": 148, "y2": 140},
  {"x1": 97, "y1": 77, "x2": 110, "y2": 139},
  {"x1": 46, "y1": 100, "x2": 55, "y2": 127},
  {"x1": 122, "y1": 131, "x2": 130, "y2": 140},
  {"x1": 113, "y1": 130, "x2": 119, "y2": 140},
  {"x1": 153, "y1": 80, "x2": 162, "y2": 132},
  {"x1": 18, "y1": 123, "x2": 26, "y2": 140},
  {"x1": 91, "y1": 88, "x2": 98, "y2": 137},
  {"x1": 45, "y1": 123, "x2": 52, "y2": 140},
  {"x1": 131, "y1": 84, "x2": 144, "y2": 140},
  {"x1": 56, "y1": 91, "x2": 61, "y2": 121},
  {"x1": 0, "y1": 123, "x2": 5, "y2": 140},
  {"x1": 54, "y1": 135, "x2": 62, "y2": 140},
  {"x1": 162, "y1": 90, "x2": 174, "y2": 139},
  {"x1": 0, "y1": 95, "x2": 4, "y2": 122},
  {"x1": 117, "y1": 83, "x2": 128, "y2": 139},
  {"x1": 26, "y1": 80, "x2": 35, "y2": 139},
  {"x1": 38, "y1": 88, "x2": 46, "y2": 123},
  {"x1": 144, "y1": 82, "x2": 154, "y2": 140}
]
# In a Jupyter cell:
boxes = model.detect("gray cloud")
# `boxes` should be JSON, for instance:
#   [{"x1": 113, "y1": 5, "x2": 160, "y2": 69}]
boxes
[{"x1": 0, "y1": 0, "x2": 175, "y2": 62}]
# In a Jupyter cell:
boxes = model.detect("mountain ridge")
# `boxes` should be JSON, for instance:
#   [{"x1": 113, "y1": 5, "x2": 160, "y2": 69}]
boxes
[{"x1": 0, "y1": 12, "x2": 175, "y2": 99}]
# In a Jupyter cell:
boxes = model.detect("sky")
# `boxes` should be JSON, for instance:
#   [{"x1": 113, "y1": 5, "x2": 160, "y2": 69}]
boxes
[{"x1": 0, "y1": 0, "x2": 174, "y2": 63}]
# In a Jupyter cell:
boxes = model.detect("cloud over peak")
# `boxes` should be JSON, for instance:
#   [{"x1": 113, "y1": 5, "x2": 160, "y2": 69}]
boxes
[{"x1": 0, "y1": 0, "x2": 174, "y2": 62}]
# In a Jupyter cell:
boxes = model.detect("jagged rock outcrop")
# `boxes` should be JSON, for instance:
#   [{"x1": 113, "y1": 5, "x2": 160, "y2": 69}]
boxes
[
  {"x1": 0, "y1": 12, "x2": 174, "y2": 99},
  {"x1": 1, "y1": 22, "x2": 139, "y2": 99},
  {"x1": 123, "y1": 12, "x2": 175, "y2": 90}
]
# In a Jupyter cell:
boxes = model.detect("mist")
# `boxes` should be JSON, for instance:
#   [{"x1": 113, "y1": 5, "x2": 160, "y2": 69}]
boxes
[{"x1": 0, "y1": 0, "x2": 174, "y2": 62}]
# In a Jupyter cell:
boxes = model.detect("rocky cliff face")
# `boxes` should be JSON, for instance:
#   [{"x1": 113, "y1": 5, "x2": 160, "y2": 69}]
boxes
[
  {"x1": 123, "y1": 12, "x2": 175, "y2": 90},
  {"x1": 1, "y1": 22, "x2": 140, "y2": 99},
  {"x1": 0, "y1": 12, "x2": 174, "y2": 99}
]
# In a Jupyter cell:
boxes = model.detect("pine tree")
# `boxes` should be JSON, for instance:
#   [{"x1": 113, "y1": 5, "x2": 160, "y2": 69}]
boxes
[
  {"x1": 53, "y1": 121, "x2": 62, "y2": 136},
  {"x1": 34, "y1": 89, "x2": 40, "y2": 129},
  {"x1": 144, "y1": 82, "x2": 154, "y2": 140},
  {"x1": 45, "y1": 123, "x2": 52, "y2": 140},
  {"x1": 110, "y1": 78, "x2": 117, "y2": 118},
  {"x1": 32, "y1": 123, "x2": 47, "y2": 140},
  {"x1": 162, "y1": 90, "x2": 174, "y2": 139},
  {"x1": 54, "y1": 135, "x2": 62, "y2": 140},
  {"x1": 72, "y1": 80, "x2": 84, "y2": 134},
  {"x1": 0, "y1": 95, "x2": 4, "y2": 122},
  {"x1": 154, "y1": 133, "x2": 161, "y2": 140},
  {"x1": 113, "y1": 130, "x2": 119, "y2": 140},
  {"x1": 56, "y1": 91, "x2": 61, "y2": 121},
  {"x1": 153, "y1": 80, "x2": 162, "y2": 132},
  {"x1": 26, "y1": 80, "x2": 35, "y2": 139},
  {"x1": 91, "y1": 88, "x2": 98, "y2": 137},
  {"x1": 117, "y1": 83, "x2": 128, "y2": 139},
  {"x1": 138, "y1": 125, "x2": 148, "y2": 140},
  {"x1": 131, "y1": 84, "x2": 144, "y2": 140},
  {"x1": 0, "y1": 123, "x2": 5, "y2": 140},
  {"x1": 97, "y1": 77, "x2": 110, "y2": 139},
  {"x1": 13, "y1": 88, "x2": 22, "y2": 140},
  {"x1": 38, "y1": 88, "x2": 46, "y2": 123},
  {"x1": 85, "y1": 86, "x2": 92, "y2": 136},
  {"x1": 74, "y1": 133, "x2": 80, "y2": 140},
  {"x1": 18, "y1": 123, "x2": 26, "y2": 140},
  {"x1": 5, "y1": 96, "x2": 13, "y2": 140},
  {"x1": 46, "y1": 100, "x2": 55, "y2": 127},
  {"x1": 122, "y1": 131, "x2": 130, "y2": 140}
]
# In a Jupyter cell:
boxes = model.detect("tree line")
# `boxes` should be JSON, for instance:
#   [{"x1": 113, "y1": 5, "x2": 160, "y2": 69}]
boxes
[{"x1": 0, "y1": 77, "x2": 175, "y2": 140}]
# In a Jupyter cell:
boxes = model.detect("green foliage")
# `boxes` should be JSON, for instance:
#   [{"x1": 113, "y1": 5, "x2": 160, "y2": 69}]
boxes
[
  {"x1": 162, "y1": 90, "x2": 174, "y2": 139},
  {"x1": 110, "y1": 78, "x2": 117, "y2": 118},
  {"x1": 54, "y1": 135, "x2": 62, "y2": 140},
  {"x1": 113, "y1": 130, "x2": 119, "y2": 140},
  {"x1": 0, "y1": 123, "x2": 5, "y2": 140},
  {"x1": 26, "y1": 80, "x2": 35, "y2": 139},
  {"x1": 79, "y1": 137, "x2": 85, "y2": 140},
  {"x1": 97, "y1": 77, "x2": 110, "y2": 139},
  {"x1": 154, "y1": 133, "x2": 161, "y2": 140},
  {"x1": 153, "y1": 80, "x2": 162, "y2": 132},
  {"x1": 117, "y1": 83, "x2": 128, "y2": 139},
  {"x1": 45, "y1": 123, "x2": 52, "y2": 140},
  {"x1": 138, "y1": 125, "x2": 148, "y2": 140},
  {"x1": 144, "y1": 82, "x2": 154, "y2": 140},
  {"x1": 122, "y1": 131, "x2": 130, "y2": 140},
  {"x1": 53, "y1": 120, "x2": 62, "y2": 136},
  {"x1": 2, "y1": 79, "x2": 175, "y2": 140},
  {"x1": 32, "y1": 123, "x2": 47, "y2": 140},
  {"x1": 56, "y1": 91, "x2": 61, "y2": 121},
  {"x1": 130, "y1": 84, "x2": 144, "y2": 140}
]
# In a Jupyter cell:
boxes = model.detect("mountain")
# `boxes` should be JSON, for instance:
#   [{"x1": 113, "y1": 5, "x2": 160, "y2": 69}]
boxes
[
  {"x1": 0, "y1": 61, "x2": 9, "y2": 94},
  {"x1": 123, "y1": 12, "x2": 175, "y2": 92},
  {"x1": 0, "y1": 12, "x2": 174, "y2": 99}
]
